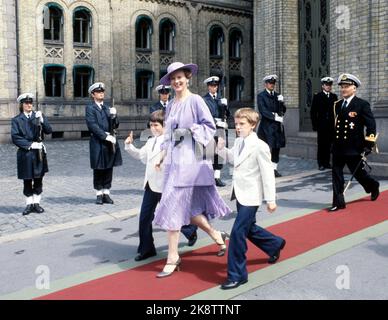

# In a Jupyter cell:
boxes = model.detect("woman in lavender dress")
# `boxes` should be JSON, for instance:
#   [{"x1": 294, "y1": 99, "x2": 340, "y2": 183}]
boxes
[{"x1": 154, "y1": 62, "x2": 232, "y2": 278}]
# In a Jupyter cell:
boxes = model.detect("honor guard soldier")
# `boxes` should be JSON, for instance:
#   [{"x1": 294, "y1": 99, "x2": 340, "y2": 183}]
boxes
[
  {"x1": 11, "y1": 93, "x2": 53, "y2": 215},
  {"x1": 203, "y1": 76, "x2": 230, "y2": 187},
  {"x1": 257, "y1": 75, "x2": 286, "y2": 177},
  {"x1": 310, "y1": 77, "x2": 338, "y2": 170},
  {"x1": 85, "y1": 82, "x2": 123, "y2": 205},
  {"x1": 150, "y1": 85, "x2": 171, "y2": 113},
  {"x1": 329, "y1": 74, "x2": 380, "y2": 212}
]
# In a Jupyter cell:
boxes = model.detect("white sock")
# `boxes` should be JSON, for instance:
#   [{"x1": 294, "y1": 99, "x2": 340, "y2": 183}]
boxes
[
  {"x1": 26, "y1": 196, "x2": 33, "y2": 205},
  {"x1": 33, "y1": 194, "x2": 41, "y2": 204},
  {"x1": 272, "y1": 162, "x2": 278, "y2": 170},
  {"x1": 96, "y1": 190, "x2": 103, "y2": 196},
  {"x1": 214, "y1": 170, "x2": 221, "y2": 179},
  {"x1": 103, "y1": 189, "x2": 110, "y2": 195}
]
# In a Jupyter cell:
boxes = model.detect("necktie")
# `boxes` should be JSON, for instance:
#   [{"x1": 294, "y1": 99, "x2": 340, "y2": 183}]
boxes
[
  {"x1": 341, "y1": 100, "x2": 348, "y2": 111},
  {"x1": 213, "y1": 95, "x2": 216, "y2": 100},
  {"x1": 238, "y1": 140, "x2": 245, "y2": 155},
  {"x1": 270, "y1": 91, "x2": 274, "y2": 97},
  {"x1": 163, "y1": 103, "x2": 167, "y2": 108},
  {"x1": 152, "y1": 137, "x2": 158, "y2": 152}
]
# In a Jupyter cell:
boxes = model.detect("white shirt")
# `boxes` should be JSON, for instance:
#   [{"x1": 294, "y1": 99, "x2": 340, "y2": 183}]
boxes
[
  {"x1": 125, "y1": 134, "x2": 165, "y2": 193},
  {"x1": 24, "y1": 112, "x2": 32, "y2": 118},
  {"x1": 343, "y1": 95, "x2": 355, "y2": 106},
  {"x1": 266, "y1": 89, "x2": 274, "y2": 96},
  {"x1": 160, "y1": 101, "x2": 168, "y2": 108}
]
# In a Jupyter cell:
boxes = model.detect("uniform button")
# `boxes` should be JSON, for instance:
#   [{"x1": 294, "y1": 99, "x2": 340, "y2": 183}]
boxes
[
  {"x1": 337, "y1": 131, "x2": 339, "y2": 133},
  {"x1": 336, "y1": 136, "x2": 339, "y2": 139},
  {"x1": 345, "y1": 120, "x2": 348, "y2": 123},
  {"x1": 345, "y1": 125, "x2": 348, "y2": 128},
  {"x1": 345, "y1": 131, "x2": 347, "y2": 133},
  {"x1": 344, "y1": 136, "x2": 347, "y2": 139},
  {"x1": 337, "y1": 126, "x2": 340, "y2": 128}
]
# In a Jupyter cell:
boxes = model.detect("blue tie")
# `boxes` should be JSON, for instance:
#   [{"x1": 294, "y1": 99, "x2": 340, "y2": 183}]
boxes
[
  {"x1": 341, "y1": 100, "x2": 348, "y2": 111},
  {"x1": 239, "y1": 140, "x2": 245, "y2": 155}
]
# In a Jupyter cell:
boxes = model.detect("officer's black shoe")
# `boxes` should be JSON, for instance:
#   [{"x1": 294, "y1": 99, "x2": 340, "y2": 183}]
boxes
[
  {"x1": 328, "y1": 205, "x2": 346, "y2": 212},
  {"x1": 33, "y1": 204, "x2": 45, "y2": 214},
  {"x1": 371, "y1": 188, "x2": 380, "y2": 201},
  {"x1": 134, "y1": 251, "x2": 157, "y2": 262},
  {"x1": 274, "y1": 170, "x2": 282, "y2": 178},
  {"x1": 96, "y1": 195, "x2": 104, "y2": 205},
  {"x1": 319, "y1": 166, "x2": 325, "y2": 171},
  {"x1": 268, "y1": 239, "x2": 286, "y2": 264},
  {"x1": 215, "y1": 179, "x2": 226, "y2": 187},
  {"x1": 187, "y1": 232, "x2": 198, "y2": 247},
  {"x1": 103, "y1": 194, "x2": 114, "y2": 204},
  {"x1": 220, "y1": 279, "x2": 248, "y2": 290},
  {"x1": 22, "y1": 204, "x2": 34, "y2": 216}
]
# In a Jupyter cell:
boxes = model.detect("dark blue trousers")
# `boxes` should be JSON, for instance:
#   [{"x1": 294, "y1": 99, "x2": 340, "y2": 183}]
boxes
[
  {"x1": 227, "y1": 201, "x2": 284, "y2": 282},
  {"x1": 138, "y1": 184, "x2": 197, "y2": 255}
]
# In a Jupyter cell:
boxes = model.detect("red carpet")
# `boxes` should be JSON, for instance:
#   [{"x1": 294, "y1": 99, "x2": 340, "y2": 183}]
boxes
[{"x1": 37, "y1": 191, "x2": 388, "y2": 300}]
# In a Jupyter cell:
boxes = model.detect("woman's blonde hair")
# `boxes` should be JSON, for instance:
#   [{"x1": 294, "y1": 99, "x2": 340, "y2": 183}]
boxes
[{"x1": 234, "y1": 108, "x2": 260, "y2": 127}]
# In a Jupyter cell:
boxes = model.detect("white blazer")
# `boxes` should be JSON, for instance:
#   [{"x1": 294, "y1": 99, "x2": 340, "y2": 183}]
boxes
[
  {"x1": 220, "y1": 132, "x2": 276, "y2": 206},
  {"x1": 125, "y1": 135, "x2": 165, "y2": 193}
]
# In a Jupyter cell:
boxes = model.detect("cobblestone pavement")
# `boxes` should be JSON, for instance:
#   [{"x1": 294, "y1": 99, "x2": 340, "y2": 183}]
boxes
[{"x1": 0, "y1": 131, "x2": 318, "y2": 236}]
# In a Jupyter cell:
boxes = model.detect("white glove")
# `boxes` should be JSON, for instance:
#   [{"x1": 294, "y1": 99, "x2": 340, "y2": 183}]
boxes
[
  {"x1": 220, "y1": 98, "x2": 228, "y2": 105},
  {"x1": 109, "y1": 107, "x2": 117, "y2": 116},
  {"x1": 216, "y1": 121, "x2": 228, "y2": 129},
  {"x1": 30, "y1": 142, "x2": 43, "y2": 150},
  {"x1": 35, "y1": 111, "x2": 44, "y2": 123},
  {"x1": 106, "y1": 135, "x2": 116, "y2": 145},
  {"x1": 277, "y1": 95, "x2": 284, "y2": 102},
  {"x1": 274, "y1": 113, "x2": 284, "y2": 123}
]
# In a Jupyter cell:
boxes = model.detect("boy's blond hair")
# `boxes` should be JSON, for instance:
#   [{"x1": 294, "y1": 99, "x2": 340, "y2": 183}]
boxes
[{"x1": 234, "y1": 108, "x2": 260, "y2": 128}]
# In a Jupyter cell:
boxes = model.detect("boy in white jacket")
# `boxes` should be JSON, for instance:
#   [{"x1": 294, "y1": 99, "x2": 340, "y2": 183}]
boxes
[
  {"x1": 217, "y1": 108, "x2": 286, "y2": 290},
  {"x1": 125, "y1": 110, "x2": 198, "y2": 261}
]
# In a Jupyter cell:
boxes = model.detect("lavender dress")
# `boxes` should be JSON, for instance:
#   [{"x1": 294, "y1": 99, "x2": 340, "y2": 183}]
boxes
[{"x1": 153, "y1": 94, "x2": 232, "y2": 230}]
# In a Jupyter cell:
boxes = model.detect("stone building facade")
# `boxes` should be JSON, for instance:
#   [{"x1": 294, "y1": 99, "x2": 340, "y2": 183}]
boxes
[
  {"x1": 0, "y1": 0, "x2": 253, "y2": 142},
  {"x1": 253, "y1": 0, "x2": 388, "y2": 175}
]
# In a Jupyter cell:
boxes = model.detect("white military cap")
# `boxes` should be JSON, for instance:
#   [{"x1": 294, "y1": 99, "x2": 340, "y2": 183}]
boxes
[
  {"x1": 155, "y1": 85, "x2": 171, "y2": 92},
  {"x1": 88, "y1": 82, "x2": 105, "y2": 94},
  {"x1": 263, "y1": 75, "x2": 278, "y2": 83},
  {"x1": 321, "y1": 77, "x2": 334, "y2": 84},
  {"x1": 204, "y1": 76, "x2": 220, "y2": 85},
  {"x1": 337, "y1": 74, "x2": 361, "y2": 87},
  {"x1": 17, "y1": 93, "x2": 34, "y2": 104}
]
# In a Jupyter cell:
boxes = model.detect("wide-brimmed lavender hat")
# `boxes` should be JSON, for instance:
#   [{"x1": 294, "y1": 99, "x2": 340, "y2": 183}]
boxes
[{"x1": 160, "y1": 62, "x2": 198, "y2": 86}]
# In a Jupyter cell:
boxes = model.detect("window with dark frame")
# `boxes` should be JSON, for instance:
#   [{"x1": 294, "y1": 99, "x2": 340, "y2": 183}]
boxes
[
  {"x1": 44, "y1": 66, "x2": 66, "y2": 98},
  {"x1": 209, "y1": 26, "x2": 224, "y2": 57},
  {"x1": 136, "y1": 70, "x2": 153, "y2": 99},
  {"x1": 74, "y1": 8, "x2": 92, "y2": 45},
  {"x1": 74, "y1": 66, "x2": 94, "y2": 98},
  {"x1": 229, "y1": 29, "x2": 242, "y2": 59},
  {"x1": 136, "y1": 17, "x2": 152, "y2": 50},
  {"x1": 159, "y1": 19, "x2": 175, "y2": 52},
  {"x1": 230, "y1": 76, "x2": 244, "y2": 102},
  {"x1": 43, "y1": 5, "x2": 63, "y2": 42}
]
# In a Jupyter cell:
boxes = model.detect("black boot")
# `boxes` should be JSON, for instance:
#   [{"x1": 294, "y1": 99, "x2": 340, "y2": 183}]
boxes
[
  {"x1": 274, "y1": 170, "x2": 282, "y2": 177},
  {"x1": 33, "y1": 204, "x2": 45, "y2": 214},
  {"x1": 96, "y1": 195, "x2": 104, "y2": 205},
  {"x1": 215, "y1": 178, "x2": 226, "y2": 187},
  {"x1": 22, "y1": 204, "x2": 34, "y2": 216},
  {"x1": 103, "y1": 194, "x2": 114, "y2": 204}
]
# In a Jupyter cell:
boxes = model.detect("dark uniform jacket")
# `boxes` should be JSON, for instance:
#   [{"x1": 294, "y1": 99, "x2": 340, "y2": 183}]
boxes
[
  {"x1": 203, "y1": 93, "x2": 230, "y2": 121},
  {"x1": 311, "y1": 91, "x2": 338, "y2": 131},
  {"x1": 257, "y1": 90, "x2": 286, "y2": 149},
  {"x1": 11, "y1": 112, "x2": 52, "y2": 179},
  {"x1": 332, "y1": 96, "x2": 376, "y2": 156},
  {"x1": 150, "y1": 101, "x2": 167, "y2": 114},
  {"x1": 85, "y1": 102, "x2": 123, "y2": 170}
]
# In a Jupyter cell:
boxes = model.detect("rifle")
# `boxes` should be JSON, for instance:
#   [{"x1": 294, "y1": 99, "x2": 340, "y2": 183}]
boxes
[
  {"x1": 35, "y1": 90, "x2": 43, "y2": 162},
  {"x1": 110, "y1": 83, "x2": 117, "y2": 154}
]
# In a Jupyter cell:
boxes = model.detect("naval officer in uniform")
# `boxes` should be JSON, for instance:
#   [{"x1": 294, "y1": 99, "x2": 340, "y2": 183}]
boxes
[
  {"x1": 85, "y1": 82, "x2": 123, "y2": 205},
  {"x1": 329, "y1": 74, "x2": 380, "y2": 212},
  {"x1": 150, "y1": 85, "x2": 172, "y2": 113},
  {"x1": 310, "y1": 77, "x2": 338, "y2": 170},
  {"x1": 11, "y1": 93, "x2": 53, "y2": 215},
  {"x1": 203, "y1": 76, "x2": 230, "y2": 187}
]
